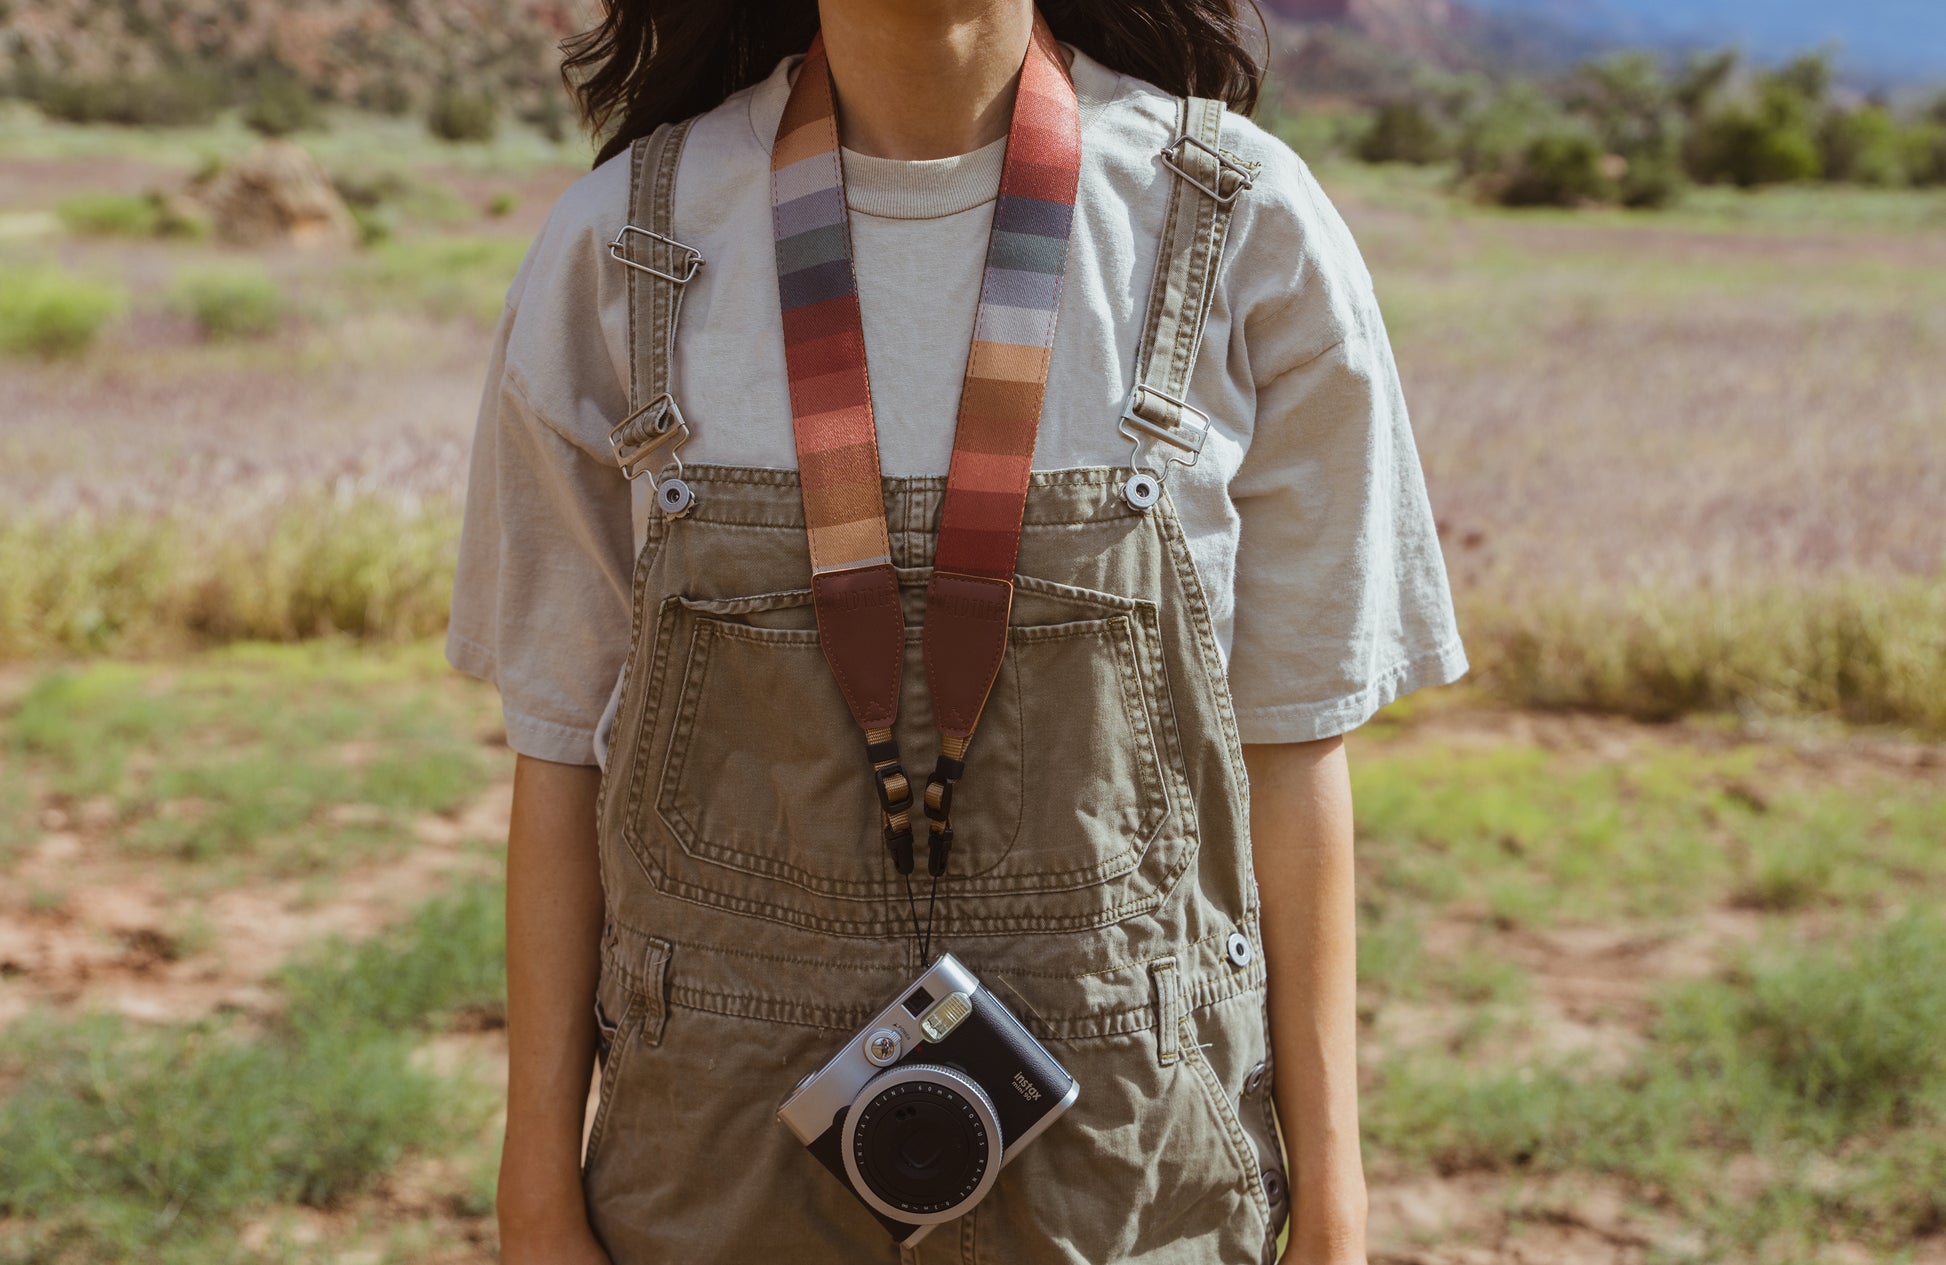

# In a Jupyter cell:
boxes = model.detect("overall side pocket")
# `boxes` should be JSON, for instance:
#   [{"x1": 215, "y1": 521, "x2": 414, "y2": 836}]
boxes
[
  {"x1": 581, "y1": 926, "x2": 673, "y2": 1176},
  {"x1": 583, "y1": 986, "x2": 641, "y2": 1175},
  {"x1": 1155, "y1": 960, "x2": 1277, "y2": 1249}
]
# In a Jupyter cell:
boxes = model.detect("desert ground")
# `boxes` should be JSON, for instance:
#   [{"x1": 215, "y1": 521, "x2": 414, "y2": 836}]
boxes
[{"x1": 2, "y1": 100, "x2": 1943, "y2": 1263}]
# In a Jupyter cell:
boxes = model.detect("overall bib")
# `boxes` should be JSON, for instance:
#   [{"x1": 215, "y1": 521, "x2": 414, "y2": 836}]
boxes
[{"x1": 583, "y1": 34, "x2": 1287, "y2": 1263}]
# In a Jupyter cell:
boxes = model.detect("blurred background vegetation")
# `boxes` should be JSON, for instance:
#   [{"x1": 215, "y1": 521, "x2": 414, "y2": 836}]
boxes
[
  {"x1": 1267, "y1": 42, "x2": 1946, "y2": 209},
  {"x1": 0, "y1": 1, "x2": 1941, "y2": 1263}
]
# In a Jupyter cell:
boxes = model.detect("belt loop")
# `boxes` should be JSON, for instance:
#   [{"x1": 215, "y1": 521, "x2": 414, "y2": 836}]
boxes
[
  {"x1": 622, "y1": 926, "x2": 677, "y2": 1043},
  {"x1": 1151, "y1": 955, "x2": 1182, "y2": 1066},
  {"x1": 633, "y1": 932, "x2": 674, "y2": 1047}
]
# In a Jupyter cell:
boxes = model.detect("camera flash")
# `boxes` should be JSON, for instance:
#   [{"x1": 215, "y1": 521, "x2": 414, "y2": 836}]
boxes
[{"x1": 920, "y1": 991, "x2": 973, "y2": 1042}]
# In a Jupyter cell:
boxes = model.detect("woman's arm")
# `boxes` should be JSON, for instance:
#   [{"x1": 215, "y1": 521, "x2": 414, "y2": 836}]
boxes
[
  {"x1": 1246, "y1": 737, "x2": 1368, "y2": 1265},
  {"x1": 497, "y1": 753, "x2": 613, "y2": 1264}
]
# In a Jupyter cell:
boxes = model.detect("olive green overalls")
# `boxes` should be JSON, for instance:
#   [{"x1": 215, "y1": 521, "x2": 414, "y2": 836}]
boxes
[{"x1": 584, "y1": 97, "x2": 1289, "y2": 1265}]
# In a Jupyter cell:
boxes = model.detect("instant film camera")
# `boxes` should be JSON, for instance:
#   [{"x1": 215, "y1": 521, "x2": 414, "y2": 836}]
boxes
[{"x1": 776, "y1": 953, "x2": 1079, "y2": 1245}]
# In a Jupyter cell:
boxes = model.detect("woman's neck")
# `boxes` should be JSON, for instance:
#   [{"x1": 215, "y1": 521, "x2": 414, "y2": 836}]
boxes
[{"x1": 817, "y1": 0, "x2": 1035, "y2": 160}]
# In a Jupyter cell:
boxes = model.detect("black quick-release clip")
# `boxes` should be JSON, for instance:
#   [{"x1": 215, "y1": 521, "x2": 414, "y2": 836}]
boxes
[
  {"x1": 922, "y1": 750, "x2": 967, "y2": 877},
  {"x1": 867, "y1": 730, "x2": 915, "y2": 875}
]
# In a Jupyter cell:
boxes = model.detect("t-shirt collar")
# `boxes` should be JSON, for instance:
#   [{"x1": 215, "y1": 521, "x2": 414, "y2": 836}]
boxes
[{"x1": 747, "y1": 40, "x2": 1121, "y2": 220}]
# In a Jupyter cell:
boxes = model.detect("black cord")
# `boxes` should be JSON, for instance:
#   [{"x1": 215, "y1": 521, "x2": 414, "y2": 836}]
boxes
[
  {"x1": 902, "y1": 872, "x2": 925, "y2": 962},
  {"x1": 900, "y1": 871, "x2": 942, "y2": 966},
  {"x1": 921, "y1": 873, "x2": 939, "y2": 964}
]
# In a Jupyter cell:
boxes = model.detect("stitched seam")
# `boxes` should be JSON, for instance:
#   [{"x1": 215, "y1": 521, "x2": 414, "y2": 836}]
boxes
[
  {"x1": 619, "y1": 835, "x2": 1172, "y2": 936},
  {"x1": 504, "y1": 709, "x2": 598, "y2": 742},
  {"x1": 1153, "y1": 484, "x2": 1253, "y2": 807},
  {"x1": 625, "y1": 921, "x2": 1236, "y2": 986}
]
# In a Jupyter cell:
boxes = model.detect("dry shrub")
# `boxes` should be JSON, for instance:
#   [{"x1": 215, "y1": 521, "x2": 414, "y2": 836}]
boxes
[
  {"x1": 0, "y1": 268, "x2": 124, "y2": 358},
  {"x1": 0, "y1": 497, "x2": 458, "y2": 658},
  {"x1": 1462, "y1": 579, "x2": 1946, "y2": 733}
]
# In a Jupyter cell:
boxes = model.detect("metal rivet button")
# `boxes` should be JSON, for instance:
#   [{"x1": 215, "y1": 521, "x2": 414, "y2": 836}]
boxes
[
  {"x1": 657, "y1": 478, "x2": 695, "y2": 517},
  {"x1": 1262, "y1": 1168, "x2": 1285, "y2": 1205},
  {"x1": 1245, "y1": 1061, "x2": 1268, "y2": 1094},
  {"x1": 1122, "y1": 471, "x2": 1161, "y2": 510},
  {"x1": 1225, "y1": 931, "x2": 1252, "y2": 967}
]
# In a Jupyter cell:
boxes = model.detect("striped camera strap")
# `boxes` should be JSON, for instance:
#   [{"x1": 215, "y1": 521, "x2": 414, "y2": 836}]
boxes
[{"x1": 770, "y1": 11, "x2": 1081, "y2": 877}]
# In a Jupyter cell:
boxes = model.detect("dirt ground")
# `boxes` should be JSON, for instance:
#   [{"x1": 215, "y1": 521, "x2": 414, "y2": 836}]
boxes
[{"x1": 5, "y1": 701, "x2": 1942, "y2": 1262}]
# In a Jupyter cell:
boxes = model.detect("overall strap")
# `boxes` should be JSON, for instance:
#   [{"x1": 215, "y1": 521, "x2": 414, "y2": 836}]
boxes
[
  {"x1": 1118, "y1": 96, "x2": 1258, "y2": 511},
  {"x1": 609, "y1": 117, "x2": 704, "y2": 517}
]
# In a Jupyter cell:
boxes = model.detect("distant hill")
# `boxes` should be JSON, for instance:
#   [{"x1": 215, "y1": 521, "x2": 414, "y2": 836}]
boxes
[
  {"x1": 1259, "y1": 0, "x2": 1461, "y2": 65},
  {"x1": 5, "y1": 0, "x2": 1937, "y2": 130},
  {"x1": 1258, "y1": 0, "x2": 1618, "y2": 96},
  {"x1": 0, "y1": 0, "x2": 577, "y2": 120}
]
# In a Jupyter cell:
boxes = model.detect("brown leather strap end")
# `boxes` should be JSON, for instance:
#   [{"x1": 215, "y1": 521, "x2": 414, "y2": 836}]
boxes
[
  {"x1": 812, "y1": 563, "x2": 905, "y2": 729},
  {"x1": 922, "y1": 570, "x2": 1014, "y2": 739}
]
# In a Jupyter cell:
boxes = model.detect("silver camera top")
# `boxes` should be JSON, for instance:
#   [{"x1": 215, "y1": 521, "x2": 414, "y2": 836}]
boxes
[{"x1": 776, "y1": 953, "x2": 983, "y2": 1143}]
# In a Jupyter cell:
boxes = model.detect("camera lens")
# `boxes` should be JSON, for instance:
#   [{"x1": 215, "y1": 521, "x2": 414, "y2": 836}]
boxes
[{"x1": 842, "y1": 1064, "x2": 1002, "y2": 1223}]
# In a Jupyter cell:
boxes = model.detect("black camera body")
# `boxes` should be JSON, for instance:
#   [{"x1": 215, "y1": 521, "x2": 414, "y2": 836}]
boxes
[{"x1": 776, "y1": 953, "x2": 1079, "y2": 1246}]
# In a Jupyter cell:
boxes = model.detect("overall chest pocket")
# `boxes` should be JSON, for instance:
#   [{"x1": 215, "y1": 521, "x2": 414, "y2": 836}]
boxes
[{"x1": 616, "y1": 568, "x2": 1197, "y2": 937}]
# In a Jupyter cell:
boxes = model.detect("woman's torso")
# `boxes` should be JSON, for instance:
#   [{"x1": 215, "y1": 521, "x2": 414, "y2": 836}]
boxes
[
  {"x1": 577, "y1": 45, "x2": 1299, "y2": 770},
  {"x1": 574, "y1": 44, "x2": 1296, "y2": 1265}
]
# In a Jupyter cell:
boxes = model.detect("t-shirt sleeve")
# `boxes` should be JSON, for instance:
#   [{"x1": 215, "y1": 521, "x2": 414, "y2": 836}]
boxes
[
  {"x1": 1224, "y1": 149, "x2": 1468, "y2": 744},
  {"x1": 445, "y1": 190, "x2": 637, "y2": 766}
]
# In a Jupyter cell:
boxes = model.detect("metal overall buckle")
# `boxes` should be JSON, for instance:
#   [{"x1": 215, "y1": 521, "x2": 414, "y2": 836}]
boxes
[
  {"x1": 1117, "y1": 382, "x2": 1210, "y2": 510},
  {"x1": 607, "y1": 224, "x2": 704, "y2": 284},
  {"x1": 607, "y1": 222, "x2": 704, "y2": 515},
  {"x1": 1158, "y1": 133, "x2": 1256, "y2": 205},
  {"x1": 607, "y1": 392, "x2": 697, "y2": 516}
]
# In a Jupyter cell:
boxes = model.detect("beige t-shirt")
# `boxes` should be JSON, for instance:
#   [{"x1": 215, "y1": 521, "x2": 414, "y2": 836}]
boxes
[{"x1": 446, "y1": 45, "x2": 1467, "y2": 768}]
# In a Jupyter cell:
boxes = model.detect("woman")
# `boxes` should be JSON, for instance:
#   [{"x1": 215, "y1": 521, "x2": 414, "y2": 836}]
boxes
[{"x1": 446, "y1": 1, "x2": 1467, "y2": 1262}]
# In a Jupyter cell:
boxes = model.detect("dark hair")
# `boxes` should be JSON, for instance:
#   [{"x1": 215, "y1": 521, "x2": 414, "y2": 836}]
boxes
[{"x1": 563, "y1": 1, "x2": 1266, "y2": 169}]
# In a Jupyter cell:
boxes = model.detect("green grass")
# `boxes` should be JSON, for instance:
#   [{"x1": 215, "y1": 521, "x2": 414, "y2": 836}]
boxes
[
  {"x1": 1351, "y1": 710, "x2": 1946, "y2": 1257},
  {"x1": 171, "y1": 265, "x2": 287, "y2": 340},
  {"x1": 1665, "y1": 181, "x2": 1946, "y2": 233},
  {"x1": 55, "y1": 191, "x2": 160, "y2": 237},
  {"x1": 0, "y1": 760, "x2": 34, "y2": 863},
  {"x1": 1362, "y1": 910, "x2": 1946, "y2": 1256},
  {"x1": 1310, "y1": 158, "x2": 1946, "y2": 234},
  {"x1": 1354, "y1": 744, "x2": 1728, "y2": 925},
  {"x1": 1350, "y1": 735, "x2": 1946, "y2": 932},
  {"x1": 282, "y1": 880, "x2": 508, "y2": 1035},
  {"x1": 2, "y1": 639, "x2": 498, "y2": 879},
  {"x1": 0, "y1": 99, "x2": 594, "y2": 175},
  {"x1": 0, "y1": 877, "x2": 506, "y2": 1262},
  {"x1": 0, "y1": 265, "x2": 124, "y2": 358},
  {"x1": 1682, "y1": 909, "x2": 1946, "y2": 1138},
  {"x1": 350, "y1": 235, "x2": 531, "y2": 325},
  {"x1": 1361, "y1": 220, "x2": 1946, "y2": 364},
  {"x1": 327, "y1": 164, "x2": 477, "y2": 233}
]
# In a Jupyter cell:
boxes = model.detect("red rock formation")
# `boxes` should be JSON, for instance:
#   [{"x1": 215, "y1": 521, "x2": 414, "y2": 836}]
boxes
[
  {"x1": 1260, "y1": 0, "x2": 1463, "y2": 67},
  {"x1": 1273, "y1": 0, "x2": 1356, "y2": 18}
]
